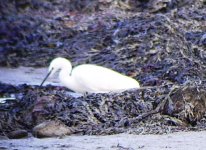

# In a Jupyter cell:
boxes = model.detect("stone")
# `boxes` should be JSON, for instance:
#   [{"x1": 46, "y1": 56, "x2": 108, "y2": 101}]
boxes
[
  {"x1": 7, "y1": 130, "x2": 28, "y2": 139},
  {"x1": 32, "y1": 120, "x2": 73, "y2": 138}
]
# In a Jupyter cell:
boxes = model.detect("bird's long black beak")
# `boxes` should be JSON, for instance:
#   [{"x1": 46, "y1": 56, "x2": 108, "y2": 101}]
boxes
[{"x1": 40, "y1": 68, "x2": 53, "y2": 87}]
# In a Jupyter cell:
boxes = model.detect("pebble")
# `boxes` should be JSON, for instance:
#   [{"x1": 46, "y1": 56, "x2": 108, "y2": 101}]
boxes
[{"x1": 7, "y1": 130, "x2": 28, "y2": 139}]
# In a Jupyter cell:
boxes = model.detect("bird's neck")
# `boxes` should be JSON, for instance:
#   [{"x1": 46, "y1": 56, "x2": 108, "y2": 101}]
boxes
[
  {"x1": 58, "y1": 61, "x2": 72, "y2": 78},
  {"x1": 59, "y1": 68, "x2": 79, "y2": 92},
  {"x1": 59, "y1": 67, "x2": 72, "y2": 82}
]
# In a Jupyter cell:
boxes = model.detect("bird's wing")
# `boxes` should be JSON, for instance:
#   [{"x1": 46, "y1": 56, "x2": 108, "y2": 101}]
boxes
[{"x1": 71, "y1": 64, "x2": 138, "y2": 93}]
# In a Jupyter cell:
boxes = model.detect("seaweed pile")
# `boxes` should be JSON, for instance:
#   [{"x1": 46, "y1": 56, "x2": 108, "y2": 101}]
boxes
[
  {"x1": 1, "y1": 82, "x2": 206, "y2": 138},
  {"x1": 0, "y1": 0, "x2": 206, "y2": 138}
]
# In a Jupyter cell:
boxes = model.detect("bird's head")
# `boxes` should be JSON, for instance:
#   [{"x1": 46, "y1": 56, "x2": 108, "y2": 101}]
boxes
[
  {"x1": 48, "y1": 57, "x2": 72, "y2": 76},
  {"x1": 40, "y1": 57, "x2": 72, "y2": 86}
]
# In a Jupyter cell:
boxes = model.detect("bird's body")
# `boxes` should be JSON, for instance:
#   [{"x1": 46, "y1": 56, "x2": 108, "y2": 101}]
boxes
[{"x1": 41, "y1": 57, "x2": 140, "y2": 93}]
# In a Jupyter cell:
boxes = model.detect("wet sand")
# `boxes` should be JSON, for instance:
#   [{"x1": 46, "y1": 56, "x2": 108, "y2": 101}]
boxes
[
  {"x1": 0, "y1": 67, "x2": 59, "y2": 86},
  {"x1": 0, "y1": 67, "x2": 205, "y2": 150},
  {"x1": 1, "y1": 131, "x2": 206, "y2": 150}
]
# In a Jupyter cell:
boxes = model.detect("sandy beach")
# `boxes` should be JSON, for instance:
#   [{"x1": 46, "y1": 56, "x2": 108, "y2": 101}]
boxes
[{"x1": 1, "y1": 131, "x2": 206, "y2": 150}]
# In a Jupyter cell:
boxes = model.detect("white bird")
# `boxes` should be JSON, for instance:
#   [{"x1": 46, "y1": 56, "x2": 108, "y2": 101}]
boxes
[{"x1": 40, "y1": 57, "x2": 140, "y2": 93}]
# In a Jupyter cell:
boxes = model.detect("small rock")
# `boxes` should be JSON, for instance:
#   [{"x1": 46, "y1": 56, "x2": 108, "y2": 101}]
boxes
[
  {"x1": 32, "y1": 120, "x2": 73, "y2": 138},
  {"x1": 7, "y1": 130, "x2": 28, "y2": 139}
]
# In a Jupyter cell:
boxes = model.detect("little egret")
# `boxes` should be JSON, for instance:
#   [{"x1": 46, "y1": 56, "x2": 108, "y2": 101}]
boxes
[{"x1": 40, "y1": 57, "x2": 140, "y2": 93}]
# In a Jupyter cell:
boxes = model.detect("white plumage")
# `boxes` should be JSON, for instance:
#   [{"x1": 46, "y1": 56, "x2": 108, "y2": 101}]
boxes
[{"x1": 41, "y1": 57, "x2": 140, "y2": 93}]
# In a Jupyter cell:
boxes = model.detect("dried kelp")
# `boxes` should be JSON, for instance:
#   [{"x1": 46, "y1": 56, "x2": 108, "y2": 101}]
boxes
[{"x1": 1, "y1": 82, "x2": 206, "y2": 137}]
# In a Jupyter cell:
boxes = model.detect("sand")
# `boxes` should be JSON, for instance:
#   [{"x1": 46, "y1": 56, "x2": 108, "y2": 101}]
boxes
[{"x1": 1, "y1": 131, "x2": 206, "y2": 150}]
